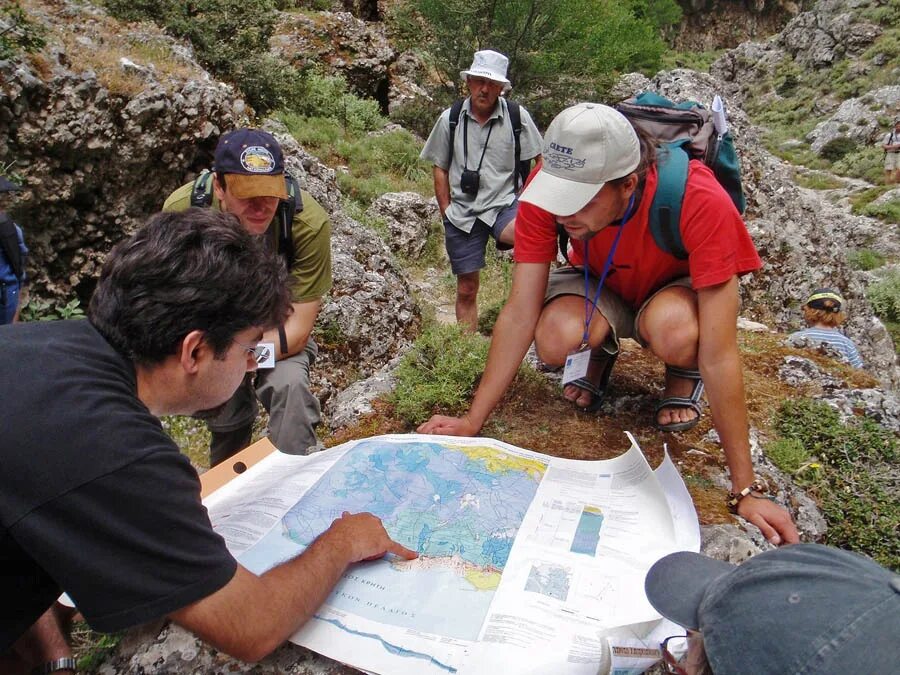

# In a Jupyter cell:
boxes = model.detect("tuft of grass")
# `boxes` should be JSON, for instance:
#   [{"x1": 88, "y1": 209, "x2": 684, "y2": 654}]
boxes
[
  {"x1": 389, "y1": 323, "x2": 490, "y2": 425},
  {"x1": 794, "y1": 171, "x2": 844, "y2": 190},
  {"x1": 773, "y1": 398, "x2": 899, "y2": 569},
  {"x1": 847, "y1": 248, "x2": 887, "y2": 271}
]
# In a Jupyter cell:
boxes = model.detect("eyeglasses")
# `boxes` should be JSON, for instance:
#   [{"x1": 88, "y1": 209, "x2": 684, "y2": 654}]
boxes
[
  {"x1": 660, "y1": 634, "x2": 690, "y2": 675},
  {"x1": 234, "y1": 340, "x2": 271, "y2": 365}
]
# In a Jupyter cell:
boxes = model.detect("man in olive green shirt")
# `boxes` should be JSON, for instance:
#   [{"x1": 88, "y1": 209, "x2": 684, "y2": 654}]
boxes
[{"x1": 163, "y1": 128, "x2": 331, "y2": 464}]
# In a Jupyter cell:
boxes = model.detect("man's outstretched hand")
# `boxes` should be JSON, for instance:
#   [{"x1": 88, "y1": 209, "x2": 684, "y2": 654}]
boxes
[
  {"x1": 417, "y1": 414, "x2": 480, "y2": 437},
  {"x1": 737, "y1": 496, "x2": 800, "y2": 546},
  {"x1": 330, "y1": 512, "x2": 418, "y2": 563}
]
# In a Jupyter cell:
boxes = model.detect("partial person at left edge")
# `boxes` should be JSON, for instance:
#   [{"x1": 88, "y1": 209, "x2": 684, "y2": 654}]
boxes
[
  {"x1": 163, "y1": 128, "x2": 332, "y2": 466},
  {"x1": 0, "y1": 209, "x2": 415, "y2": 675},
  {"x1": 0, "y1": 175, "x2": 28, "y2": 324}
]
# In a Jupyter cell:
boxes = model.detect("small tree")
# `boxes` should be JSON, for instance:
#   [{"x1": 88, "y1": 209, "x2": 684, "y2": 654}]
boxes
[{"x1": 390, "y1": 0, "x2": 682, "y2": 123}]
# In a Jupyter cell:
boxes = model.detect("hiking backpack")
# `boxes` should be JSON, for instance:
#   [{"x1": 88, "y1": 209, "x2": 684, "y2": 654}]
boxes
[
  {"x1": 447, "y1": 98, "x2": 532, "y2": 191},
  {"x1": 612, "y1": 92, "x2": 747, "y2": 260},
  {"x1": 0, "y1": 211, "x2": 26, "y2": 324},
  {"x1": 190, "y1": 169, "x2": 303, "y2": 268}
]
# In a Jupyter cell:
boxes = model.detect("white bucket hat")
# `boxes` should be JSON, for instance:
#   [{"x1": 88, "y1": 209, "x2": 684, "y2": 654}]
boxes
[
  {"x1": 460, "y1": 50, "x2": 511, "y2": 89},
  {"x1": 519, "y1": 103, "x2": 640, "y2": 216}
]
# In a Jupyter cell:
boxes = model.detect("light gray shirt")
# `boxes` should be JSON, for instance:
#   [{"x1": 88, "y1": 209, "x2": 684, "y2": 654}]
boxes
[{"x1": 420, "y1": 97, "x2": 542, "y2": 233}]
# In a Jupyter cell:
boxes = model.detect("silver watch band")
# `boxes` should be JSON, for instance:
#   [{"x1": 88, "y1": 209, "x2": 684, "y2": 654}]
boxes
[{"x1": 31, "y1": 657, "x2": 77, "y2": 675}]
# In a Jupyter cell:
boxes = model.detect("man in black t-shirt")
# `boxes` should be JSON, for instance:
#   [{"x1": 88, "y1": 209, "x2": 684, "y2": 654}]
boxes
[{"x1": 0, "y1": 209, "x2": 416, "y2": 675}]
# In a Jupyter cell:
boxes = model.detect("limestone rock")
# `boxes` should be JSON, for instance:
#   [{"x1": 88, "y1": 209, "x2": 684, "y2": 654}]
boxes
[
  {"x1": 364, "y1": 191, "x2": 439, "y2": 259},
  {"x1": 806, "y1": 86, "x2": 900, "y2": 154}
]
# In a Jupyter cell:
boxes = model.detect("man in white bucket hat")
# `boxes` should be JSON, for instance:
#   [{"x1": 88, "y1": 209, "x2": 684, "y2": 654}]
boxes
[
  {"x1": 420, "y1": 49, "x2": 542, "y2": 331},
  {"x1": 420, "y1": 102, "x2": 799, "y2": 548}
]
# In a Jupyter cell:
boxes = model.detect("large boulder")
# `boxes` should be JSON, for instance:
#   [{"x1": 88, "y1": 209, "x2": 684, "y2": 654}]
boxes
[{"x1": 271, "y1": 10, "x2": 395, "y2": 110}]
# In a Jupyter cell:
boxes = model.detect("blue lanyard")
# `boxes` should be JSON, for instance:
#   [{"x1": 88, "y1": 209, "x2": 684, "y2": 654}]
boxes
[{"x1": 581, "y1": 193, "x2": 636, "y2": 346}]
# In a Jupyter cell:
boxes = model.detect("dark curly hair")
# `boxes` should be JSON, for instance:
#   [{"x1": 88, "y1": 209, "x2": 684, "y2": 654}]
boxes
[{"x1": 88, "y1": 208, "x2": 292, "y2": 365}]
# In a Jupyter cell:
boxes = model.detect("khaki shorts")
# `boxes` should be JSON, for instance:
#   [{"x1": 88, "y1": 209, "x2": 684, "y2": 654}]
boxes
[
  {"x1": 885, "y1": 152, "x2": 900, "y2": 171},
  {"x1": 545, "y1": 266, "x2": 692, "y2": 351}
]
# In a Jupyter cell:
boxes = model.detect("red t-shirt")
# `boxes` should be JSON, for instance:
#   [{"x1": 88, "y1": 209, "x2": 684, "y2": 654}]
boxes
[{"x1": 515, "y1": 161, "x2": 762, "y2": 309}]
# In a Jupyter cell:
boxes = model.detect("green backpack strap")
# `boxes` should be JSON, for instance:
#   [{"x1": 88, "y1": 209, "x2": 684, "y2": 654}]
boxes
[
  {"x1": 190, "y1": 170, "x2": 214, "y2": 207},
  {"x1": 650, "y1": 140, "x2": 691, "y2": 260},
  {"x1": 278, "y1": 174, "x2": 302, "y2": 269}
]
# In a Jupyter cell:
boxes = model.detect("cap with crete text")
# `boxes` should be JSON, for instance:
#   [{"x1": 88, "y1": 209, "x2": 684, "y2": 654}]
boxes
[
  {"x1": 519, "y1": 103, "x2": 640, "y2": 217},
  {"x1": 644, "y1": 543, "x2": 900, "y2": 675},
  {"x1": 213, "y1": 128, "x2": 288, "y2": 200}
]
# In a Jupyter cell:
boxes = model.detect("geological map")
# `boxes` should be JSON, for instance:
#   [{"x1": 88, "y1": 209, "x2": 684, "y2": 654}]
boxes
[{"x1": 238, "y1": 437, "x2": 547, "y2": 641}]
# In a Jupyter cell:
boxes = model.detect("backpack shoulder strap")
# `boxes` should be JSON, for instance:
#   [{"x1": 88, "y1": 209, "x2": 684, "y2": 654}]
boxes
[
  {"x1": 447, "y1": 98, "x2": 465, "y2": 169},
  {"x1": 0, "y1": 212, "x2": 24, "y2": 280},
  {"x1": 505, "y1": 99, "x2": 529, "y2": 190},
  {"x1": 650, "y1": 141, "x2": 691, "y2": 260},
  {"x1": 190, "y1": 170, "x2": 214, "y2": 208},
  {"x1": 277, "y1": 173, "x2": 302, "y2": 269}
]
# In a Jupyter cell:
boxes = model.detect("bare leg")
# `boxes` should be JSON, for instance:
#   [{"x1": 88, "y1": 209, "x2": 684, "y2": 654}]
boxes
[
  {"x1": 3, "y1": 605, "x2": 74, "y2": 675},
  {"x1": 535, "y1": 295, "x2": 612, "y2": 408},
  {"x1": 456, "y1": 270, "x2": 480, "y2": 332}
]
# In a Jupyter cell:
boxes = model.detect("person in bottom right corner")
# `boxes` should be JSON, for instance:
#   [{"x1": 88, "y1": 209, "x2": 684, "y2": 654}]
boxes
[
  {"x1": 788, "y1": 287, "x2": 863, "y2": 368},
  {"x1": 644, "y1": 543, "x2": 900, "y2": 675}
]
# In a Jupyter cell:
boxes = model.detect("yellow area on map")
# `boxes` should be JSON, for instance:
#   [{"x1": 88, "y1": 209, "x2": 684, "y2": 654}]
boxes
[
  {"x1": 583, "y1": 505, "x2": 603, "y2": 515},
  {"x1": 454, "y1": 445, "x2": 547, "y2": 481},
  {"x1": 464, "y1": 568, "x2": 503, "y2": 591}
]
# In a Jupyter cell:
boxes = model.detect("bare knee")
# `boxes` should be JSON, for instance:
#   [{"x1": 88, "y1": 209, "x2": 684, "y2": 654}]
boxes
[
  {"x1": 456, "y1": 274, "x2": 479, "y2": 303},
  {"x1": 534, "y1": 300, "x2": 588, "y2": 365}
]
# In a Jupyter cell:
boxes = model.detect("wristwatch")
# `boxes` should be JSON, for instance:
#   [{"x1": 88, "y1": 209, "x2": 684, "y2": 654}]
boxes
[
  {"x1": 727, "y1": 479, "x2": 769, "y2": 513},
  {"x1": 31, "y1": 657, "x2": 77, "y2": 675}
]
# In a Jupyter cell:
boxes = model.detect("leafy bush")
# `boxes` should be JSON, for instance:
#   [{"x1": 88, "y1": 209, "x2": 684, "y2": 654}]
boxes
[
  {"x1": 19, "y1": 298, "x2": 85, "y2": 322},
  {"x1": 847, "y1": 248, "x2": 887, "y2": 271},
  {"x1": 0, "y1": 2, "x2": 46, "y2": 59},
  {"x1": 389, "y1": 97, "x2": 445, "y2": 140},
  {"x1": 831, "y1": 146, "x2": 886, "y2": 183},
  {"x1": 390, "y1": 0, "x2": 681, "y2": 126},
  {"x1": 862, "y1": 197, "x2": 900, "y2": 224},
  {"x1": 819, "y1": 136, "x2": 858, "y2": 161},
  {"x1": 103, "y1": 0, "x2": 295, "y2": 114},
  {"x1": 390, "y1": 324, "x2": 489, "y2": 424},
  {"x1": 773, "y1": 398, "x2": 899, "y2": 569},
  {"x1": 794, "y1": 171, "x2": 844, "y2": 190},
  {"x1": 867, "y1": 269, "x2": 900, "y2": 323},
  {"x1": 765, "y1": 437, "x2": 809, "y2": 474}
]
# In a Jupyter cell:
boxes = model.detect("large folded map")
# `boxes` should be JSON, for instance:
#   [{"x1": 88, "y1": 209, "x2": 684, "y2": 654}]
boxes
[{"x1": 203, "y1": 433, "x2": 700, "y2": 674}]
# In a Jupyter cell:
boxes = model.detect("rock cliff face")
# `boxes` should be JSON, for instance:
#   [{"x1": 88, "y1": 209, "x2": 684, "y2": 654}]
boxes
[
  {"x1": 1, "y1": 0, "x2": 418, "y2": 397},
  {"x1": 671, "y1": 0, "x2": 800, "y2": 51}
]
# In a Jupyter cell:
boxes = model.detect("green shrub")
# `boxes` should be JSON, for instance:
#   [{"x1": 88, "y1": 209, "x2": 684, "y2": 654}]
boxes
[
  {"x1": 862, "y1": 196, "x2": 900, "y2": 224},
  {"x1": 390, "y1": 324, "x2": 489, "y2": 424},
  {"x1": 847, "y1": 248, "x2": 887, "y2": 271},
  {"x1": 0, "y1": 2, "x2": 46, "y2": 59},
  {"x1": 819, "y1": 136, "x2": 858, "y2": 161},
  {"x1": 774, "y1": 398, "x2": 899, "y2": 569},
  {"x1": 765, "y1": 437, "x2": 809, "y2": 474},
  {"x1": 389, "y1": 97, "x2": 446, "y2": 140},
  {"x1": 831, "y1": 146, "x2": 887, "y2": 183},
  {"x1": 19, "y1": 298, "x2": 85, "y2": 322},
  {"x1": 867, "y1": 270, "x2": 900, "y2": 323}
]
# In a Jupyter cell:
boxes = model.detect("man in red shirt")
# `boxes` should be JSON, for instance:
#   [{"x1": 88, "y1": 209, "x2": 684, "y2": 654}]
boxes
[{"x1": 420, "y1": 103, "x2": 798, "y2": 546}]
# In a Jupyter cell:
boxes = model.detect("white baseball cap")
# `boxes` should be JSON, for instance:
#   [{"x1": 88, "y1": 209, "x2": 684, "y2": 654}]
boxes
[
  {"x1": 520, "y1": 103, "x2": 640, "y2": 216},
  {"x1": 460, "y1": 50, "x2": 511, "y2": 88}
]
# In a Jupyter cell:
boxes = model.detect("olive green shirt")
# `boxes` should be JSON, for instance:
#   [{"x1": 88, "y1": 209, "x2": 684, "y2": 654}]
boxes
[{"x1": 163, "y1": 178, "x2": 332, "y2": 302}]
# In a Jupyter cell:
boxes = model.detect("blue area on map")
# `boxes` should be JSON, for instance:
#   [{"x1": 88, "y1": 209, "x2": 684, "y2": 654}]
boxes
[
  {"x1": 282, "y1": 439, "x2": 544, "y2": 570},
  {"x1": 239, "y1": 439, "x2": 546, "y2": 642},
  {"x1": 570, "y1": 508, "x2": 604, "y2": 556}
]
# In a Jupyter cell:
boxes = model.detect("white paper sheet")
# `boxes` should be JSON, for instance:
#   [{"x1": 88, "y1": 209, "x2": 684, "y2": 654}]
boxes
[{"x1": 203, "y1": 433, "x2": 700, "y2": 674}]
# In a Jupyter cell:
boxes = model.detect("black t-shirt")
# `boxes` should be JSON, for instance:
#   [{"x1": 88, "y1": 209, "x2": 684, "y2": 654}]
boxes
[{"x1": 0, "y1": 320, "x2": 236, "y2": 650}]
